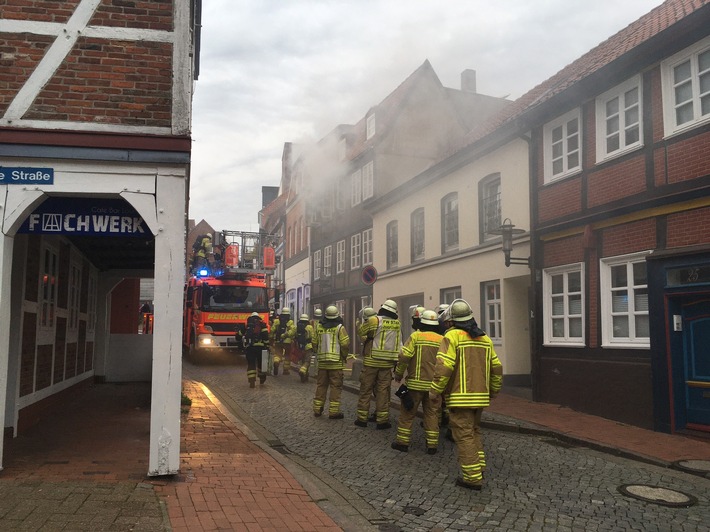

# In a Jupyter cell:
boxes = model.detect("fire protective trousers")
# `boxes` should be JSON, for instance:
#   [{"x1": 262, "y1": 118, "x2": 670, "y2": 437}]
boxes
[
  {"x1": 356, "y1": 366, "x2": 392, "y2": 423},
  {"x1": 448, "y1": 408, "x2": 485, "y2": 486},
  {"x1": 313, "y1": 369, "x2": 343, "y2": 416},
  {"x1": 394, "y1": 390, "x2": 440, "y2": 449}
]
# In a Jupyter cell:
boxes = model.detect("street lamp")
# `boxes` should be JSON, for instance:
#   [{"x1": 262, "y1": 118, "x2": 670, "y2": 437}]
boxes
[{"x1": 489, "y1": 218, "x2": 530, "y2": 267}]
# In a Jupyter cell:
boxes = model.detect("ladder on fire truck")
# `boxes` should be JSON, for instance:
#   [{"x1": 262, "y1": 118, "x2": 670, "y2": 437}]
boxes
[{"x1": 213, "y1": 230, "x2": 278, "y2": 275}]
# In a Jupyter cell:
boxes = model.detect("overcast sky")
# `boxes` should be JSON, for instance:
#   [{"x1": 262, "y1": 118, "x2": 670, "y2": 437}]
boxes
[{"x1": 189, "y1": 0, "x2": 662, "y2": 232}]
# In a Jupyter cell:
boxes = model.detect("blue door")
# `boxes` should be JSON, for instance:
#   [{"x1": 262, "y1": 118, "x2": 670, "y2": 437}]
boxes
[{"x1": 682, "y1": 298, "x2": 710, "y2": 428}]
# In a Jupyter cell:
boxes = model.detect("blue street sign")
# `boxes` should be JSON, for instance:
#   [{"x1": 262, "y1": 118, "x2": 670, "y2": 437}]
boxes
[{"x1": 0, "y1": 167, "x2": 54, "y2": 185}]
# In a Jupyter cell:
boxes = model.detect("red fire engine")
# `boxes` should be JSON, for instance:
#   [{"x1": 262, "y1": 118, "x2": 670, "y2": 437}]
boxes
[{"x1": 183, "y1": 230, "x2": 277, "y2": 358}]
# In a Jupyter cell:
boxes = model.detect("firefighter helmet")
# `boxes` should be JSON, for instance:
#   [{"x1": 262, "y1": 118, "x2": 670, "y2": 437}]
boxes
[
  {"x1": 300, "y1": 313, "x2": 309, "y2": 321},
  {"x1": 314, "y1": 308, "x2": 323, "y2": 318},
  {"x1": 410, "y1": 305, "x2": 425, "y2": 318},
  {"x1": 325, "y1": 305, "x2": 339, "y2": 319},
  {"x1": 450, "y1": 299, "x2": 473, "y2": 322},
  {"x1": 381, "y1": 299, "x2": 398, "y2": 314},
  {"x1": 435, "y1": 303, "x2": 450, "y2": 316},
  {"x1": 420, "y1": 310, "x2": 439, "y2": 326},
  {"x1": 250, "y1": 312, "x2": 259, "y2": 317},
  {"x1": 362, "y1": 307, "x2": 377, "y2": 318},
  {"x1": 281, "y1": 307, "x2": 290, "y2": 315},
  {"x1": 206, "y1": 233, "x2": 212, "y2": 239}
]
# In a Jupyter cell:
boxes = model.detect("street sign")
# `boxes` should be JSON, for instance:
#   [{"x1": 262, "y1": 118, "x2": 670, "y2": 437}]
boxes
[{"x1": 361, "y1": 265, "x2": 378, "y2": 285}]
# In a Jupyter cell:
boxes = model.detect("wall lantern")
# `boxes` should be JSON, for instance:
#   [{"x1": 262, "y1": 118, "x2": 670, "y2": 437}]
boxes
[{"x1": 489, "y1": 218, "x2": 530, "y2": 267}]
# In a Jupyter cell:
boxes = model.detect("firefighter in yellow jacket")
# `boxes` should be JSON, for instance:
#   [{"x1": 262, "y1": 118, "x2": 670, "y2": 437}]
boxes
[
  {"x1": 270, "y1": 308, "x2": 295, "y2": 375},
  {"x1": 392, "y1": 310, "x2": 443, "y2": 454},
  {"x1": 296, "y1": 313, "x2": 315, "y2": 383},
  {"x1": 430, "y1": 299, "x2": 503, "y2": 490},
  {"x1": 312, "y1": 305, "x2": 350, "y2": 419},
  {"x1": 354, "y1": 299, "x2": 402, "y2": 429}
]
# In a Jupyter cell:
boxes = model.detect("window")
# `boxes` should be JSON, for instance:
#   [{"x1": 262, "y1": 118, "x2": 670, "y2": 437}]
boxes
[
  {"x1": 362, "y1": 228, "x2": 373, "y2": 266},
  {"x1": 543, "y1": 108, "x2": 581, "y2": 183},
  {"x1": 366, "y1": 113, "x2": 376, "y2": 140},
  {"x1": 313, "y1": 249, "x2": 321, "y2": 280},
  {"x1": 440, "y1": 286, "x2": 461, "y2": 305},
  {"x1": 336, "y1": 178, "x2": 347, "y2": 211},
  {"x1": 300, "y1": 217, "x2": 306, "y2": 250},
  {"x1": 350, "y1": 233, "x2": 361, "y2": 269},
  {"x1": 482, "y1": 281, "x2": 501, "y2": 342},
  {"x1": 662, "y1": 37, "x2": 710, "y2": 136},
  {"x1": 411, "y1": 208, "x2": 425, "y2": 262},
  {"x1": 336, "y1": 240, "x2": 345, "y2": 274},
  {"x1": 480, "y1": 174, "x2": 501, "y2": 241},
  {"x1": 360, "y1": 295, "x2": 372, "y2": 312},
  {"x1": 441, "y1": 192, "x2": 459, "y2": 252},
  {"x1": 39, "y1": 245, "x2": 58, "y2": 329},
  {"x1": 543, "y1": 264, "x2": 585, "y2": 346},
  {"x1": 351, "y1": 169, "x2": 362, "y2": 207},
  {"x1": 600, "y1": 252, "x2": 650, "y2": 347},
  {"x1": 362, "y1": 161, "x2": 374, "y2": 201},
  {"x1": 321, "y1": 188, "x2": 334, "y2": 221},
  {"x1": 68, "y1": 263, "x2": 81, "y2": 330},
  {"x1": 386, "y1": 221, "x2": 398, "y2": 270},
  {"x1": 336, "y1": 299, "x2": 346, "y2": 319},
  {"x1": 596, "y1": 77, "x2": 642, "y2": 161},
  {"x1": 295, "y1": 223, "x2": 301, "y2": 254},
  {"x1": 323, "y1": 245, "x2": 332, "y2": 277}
]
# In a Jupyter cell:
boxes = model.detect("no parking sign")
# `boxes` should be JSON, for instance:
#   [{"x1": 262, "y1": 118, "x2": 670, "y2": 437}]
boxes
[{"x1": 361, "y1": 265, "x2": 378, "y2": 285}]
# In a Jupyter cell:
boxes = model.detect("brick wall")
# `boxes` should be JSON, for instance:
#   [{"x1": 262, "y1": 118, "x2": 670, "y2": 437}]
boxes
[
  {"x1": 537, "y1": 177, "x2": 583, "y2": 224},
  {"x1": 587, "y1": 155, "x2": 647, "y2": 208},
  {"x1": 543, "y1": 234, "x2": 585, "y2": 268},
  {"x1": 666, "y1": 207, "x2": 710, "y2": 248},
  {"x1": 601, "y1": 219, "x2": 656, "y2": 257}
]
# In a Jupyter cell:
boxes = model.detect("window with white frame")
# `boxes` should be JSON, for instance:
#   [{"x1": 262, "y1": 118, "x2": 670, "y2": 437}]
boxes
[
  {"x1": 366, "y1": 113, "x2": 376, "y2": 140},
  {"x1": 362, "y1": 228, "x2": 373, "y2": 266},
  {"x1": 339, "y1": 137, "x2": 347, "y2": 161},
  {"x1": 323, "y1": 245, "x2": 332, "y2": 277},
  {"x1": 440, "y1": 286, "x2": 461, "y2": 305},
  {"x1": 39, "y1": 245, "x2": 58, "y2": 329},
  {"x1": 336, "y1": 178, "x2": 347, "y2": 211},
  {"x1": 600, "y1": 252, "x2": 650, "y2": 347},
  {"x1": 350, "y1": 233, "x2": 361, "y2": 269},
  {"x1": 336, "y1": 300, "x2": 346, "y2": 320},
  {"x1": 360, "y1": 295, "x2": 372, "y2": 313},
  {"x1": 661, "y1": 36, "x2": 710, "y2": 136},
  {"x1": 411, "y1": 208, "x2": 425, "y2": 262},
  {"x1": 482, "y1": 281, "x2": 501, "y2": 342},
  {"x1": 336, "y1": 240, "x2": 345, "y2": 274},
  {"x1": 313, "y1": 249, "x2": 321, "y2": 280},
  {"x1": 543, "y1": 264, "x2": 585, "y2": 346},
  {"x1": 480, "y1": 174, "x2": 501, "y2": 242},
  {"x1": 544, "y1": 108, "x2": 582, "y2": 183},
  {"x1": 362, "y1": 161, "x2": 374, "y2": 200},
  {"x1": 441, "y1": 192, "x2": 459, "y2": 252},
  {"x1": 387, "y1": 220, "x2": 398, "y2": 270},
  {"x1": 351, "y1": 169, "x2": 362, "y2": 207},
  {"x1": 596, "y1": 76, "x2": 642, "y2": 162},
  {"x1": 68, "y1": 263, "x2": 81, "y2": 330}
]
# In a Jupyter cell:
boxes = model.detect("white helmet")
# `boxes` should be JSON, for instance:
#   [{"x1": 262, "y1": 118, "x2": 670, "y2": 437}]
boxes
[
  {"x1": 250, "y1": 312, "x2": 259, "y2": 317},
  {"x1": 409, "y1": 305, "x2": 425, "y2": 318},
  {"x1": 420, "y1": 310, "x2": 439, "y2": 326},
  {"x1": 300, "y1": 313, "x2": 310, "y2": 321},
  {"x1": 314, "y1": 308, "x2": 323, "y2": 318},
  {"x1": 325, "y1": 305, "x2": 339, "y2": 319},
  {"x1": 381, "y1": 299, "x2": 398, "y2": 314},
  {"x1": 435, "y1": 303, "x2": 450, "y2": 317},
  {"x1": 362, "y1": 307, "x2": 377, "y2": 318},
  {"x1": 281, "y1": 307, "x2": 291, "y2": 315},
  {"x1": 449, "y1": 299, "x2": 473, "y2": 322}
]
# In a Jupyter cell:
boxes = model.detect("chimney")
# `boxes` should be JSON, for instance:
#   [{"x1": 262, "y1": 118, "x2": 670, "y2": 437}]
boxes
[{"x1": 461, "y1": 69, "x2": 477, "y2": 93}]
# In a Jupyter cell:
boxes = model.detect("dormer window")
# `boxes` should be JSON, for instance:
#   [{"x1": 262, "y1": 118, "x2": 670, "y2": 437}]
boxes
[{"x1": 366, "y1": 114, "x2": 376, "y2": 140}]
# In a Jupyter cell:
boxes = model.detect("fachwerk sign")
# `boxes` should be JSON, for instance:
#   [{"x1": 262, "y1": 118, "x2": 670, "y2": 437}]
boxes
[
  {"x1": 0, "y1": 166, "x2": 54, "y2": 185},
  {"x1": 17, "y1": 197, "x2": 150, "y2": 237}
]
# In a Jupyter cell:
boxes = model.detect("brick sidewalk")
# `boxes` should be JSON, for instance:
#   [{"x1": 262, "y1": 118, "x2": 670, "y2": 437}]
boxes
[{"x1": 153, "y1": 380, "x2": 341, "y2": 531}]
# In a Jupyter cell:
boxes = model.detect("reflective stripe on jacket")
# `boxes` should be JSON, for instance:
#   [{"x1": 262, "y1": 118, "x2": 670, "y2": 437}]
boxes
[
  {"x1": 363, "y1": 315, "x2": 401, "y2": 366},
  {"x1": 395, "y1": 330, "x2": 442, "y2": 391},
  {"x1": 431, "y1": 328, "x2": 503, "y2": 408},
  {"x1": 315, "y1": 324, "x2": 350, "y2": 369}
]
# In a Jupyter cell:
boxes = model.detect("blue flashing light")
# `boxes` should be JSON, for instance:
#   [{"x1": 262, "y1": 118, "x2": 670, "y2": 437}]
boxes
[{"x1": 197, "y1": 268, "x2": 210, "y2": 277}]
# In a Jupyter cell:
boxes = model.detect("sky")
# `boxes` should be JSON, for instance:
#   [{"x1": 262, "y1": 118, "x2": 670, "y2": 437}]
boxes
[{"x1": 189, "y1": 0, "x2": 663, "y2": 232}]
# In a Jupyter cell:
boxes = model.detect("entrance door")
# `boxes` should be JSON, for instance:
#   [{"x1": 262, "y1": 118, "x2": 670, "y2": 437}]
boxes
[{"x1": 681, "y1": 298, "x2": 710, "y2": 429}]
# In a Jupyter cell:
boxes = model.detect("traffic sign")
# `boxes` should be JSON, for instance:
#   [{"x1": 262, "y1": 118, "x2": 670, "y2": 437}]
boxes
[{"x1": 361, "y1": 265, "x2": 378, "y2": 285}]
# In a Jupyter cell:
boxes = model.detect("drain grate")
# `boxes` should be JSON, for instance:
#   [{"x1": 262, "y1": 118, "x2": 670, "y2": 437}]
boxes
[
  {"x1": 618, "y1": 484, "x2": 697, "y2": 507},
  {"x1": 403, "y1": 505, "x2": 426, "y2": 516}
]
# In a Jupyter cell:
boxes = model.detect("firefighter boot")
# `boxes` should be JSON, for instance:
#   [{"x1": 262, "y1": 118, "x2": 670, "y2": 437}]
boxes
[
  {"x1": 299, "y1": 368, "x2": 308, "y2": 383},
  {"x1": 249, "y1": 378, "x2": 256, "y2": 389}
]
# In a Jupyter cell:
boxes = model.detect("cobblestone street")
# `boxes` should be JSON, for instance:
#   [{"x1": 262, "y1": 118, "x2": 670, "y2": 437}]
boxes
[{"x1": 185, "y1": 359, "x2": 710, "y2": 531}]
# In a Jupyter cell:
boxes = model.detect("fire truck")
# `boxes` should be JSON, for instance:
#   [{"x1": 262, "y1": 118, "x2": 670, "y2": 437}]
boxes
[{"x1": 183, "y1": 230, "x2": 277, "y2": 358}]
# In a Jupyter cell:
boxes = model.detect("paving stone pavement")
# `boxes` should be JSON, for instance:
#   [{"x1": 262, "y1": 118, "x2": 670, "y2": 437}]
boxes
[{"x1": 185, "y1": 359, "x2": 710, "y2": 532}]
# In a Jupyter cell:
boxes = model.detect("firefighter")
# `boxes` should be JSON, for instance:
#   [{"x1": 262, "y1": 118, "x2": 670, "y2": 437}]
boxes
[
  {"x1": 270, "y1": 308, "x2": 295, "y2": 375},
  {"x1": 191, "y1": 233, "x2": 212, "y2": 270},
  {"x1": 296, "y1": 313, "x2": 314, "y2": 383},
  {"x1": 354, "y1": 299, "x2": 402, "y2": 430},
  {"x1": 430, "y1": 299, "x2": 503, "y2": 490},
  {"x1": 392, "y1": 310, "x2": 443, "y2": 454},
  {"x1": 409, "y1": 305, "x2": 426, "y2": 331},
  {"x1": 312, "y1": 305, "x2": 349, "y2": 419},
  {"x1": 240, "y1": 312, "x2": 270, "y2": 388}
]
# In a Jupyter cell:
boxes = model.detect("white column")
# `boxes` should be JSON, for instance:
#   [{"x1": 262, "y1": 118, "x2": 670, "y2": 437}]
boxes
[
  {"x1": 0, "y1": 222, "x2": 13, "y2": 469},
  {"x1": 148, "y1": 172, "x2": 185, "y2": 476}
]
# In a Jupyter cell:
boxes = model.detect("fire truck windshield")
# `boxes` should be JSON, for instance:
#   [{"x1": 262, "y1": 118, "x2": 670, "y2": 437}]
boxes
[{"x1": 201, "y1": 285, "x2": 267, "y2": 312}]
